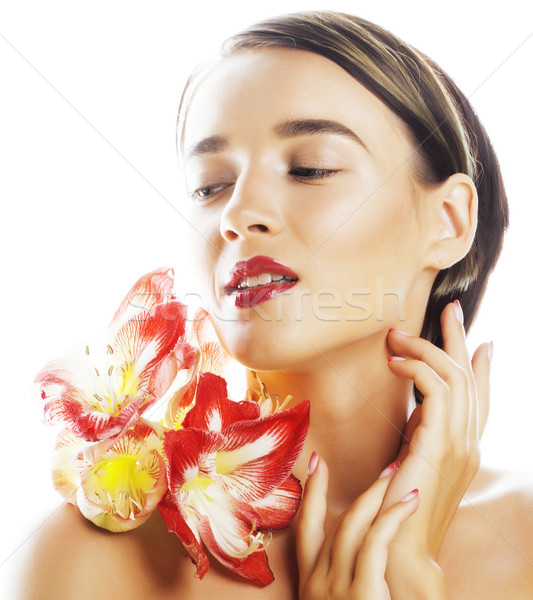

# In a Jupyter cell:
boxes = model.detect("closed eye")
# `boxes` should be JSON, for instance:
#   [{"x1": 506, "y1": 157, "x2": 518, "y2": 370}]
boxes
[
  {"x1": 190, "y1": 167, "x2": 338, "y2": 201},
  {"x1": 190, "y1": 182, "x2": 232, "y2": 202},
  {"x1": 289, "y1": 167, "x2": 339, "y2": 180}
]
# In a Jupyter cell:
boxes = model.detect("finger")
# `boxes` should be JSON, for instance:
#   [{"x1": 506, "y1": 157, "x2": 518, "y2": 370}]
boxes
[
  {"x1": 328, "y1": 462, "x2": 400, "y2": 584},
  {"x1": 388, "y1": 324, "x2": 470, "y2": 396},
  {"x1": 388, "y1": 326, "x2": 470, "y2": 434},
  {"x1": 399, "y1": 405, "x2": 421, "y2": 450},
  {"x1": 296, "y1": 452, "x2": 329, "y2": 586},
  {"x1": 353, "y1": 489, "x2": 420, "y2": 597},
  {"x1": 440, "y1": 300, "x2": 472, "y2": 373},
  {"x1": 471, "y1": 341, "x2": 492, "y2": 436},
  {"x1": 441, "y1": 301, "x2": 479, "y2": 436},
  {"x1": 387, "y1": 357, "x2": 449, "y2": 440}
]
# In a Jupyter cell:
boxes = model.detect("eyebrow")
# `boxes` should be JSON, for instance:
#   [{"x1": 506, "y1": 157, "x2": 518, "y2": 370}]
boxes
[
  {"x1": 274, "y1": 118, "x2": 369, "y2": 152},
  {"x1": 185, "y1": 118, "x2": 369, "y2": 160},
  {"x1": 186, "y1": 135, "x2": 228, "y2": 159}
]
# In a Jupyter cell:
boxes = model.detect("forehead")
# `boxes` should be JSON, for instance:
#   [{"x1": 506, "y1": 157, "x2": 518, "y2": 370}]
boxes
[{"x1": 182, "y1": 47, "x2": 409, "y2": 158}]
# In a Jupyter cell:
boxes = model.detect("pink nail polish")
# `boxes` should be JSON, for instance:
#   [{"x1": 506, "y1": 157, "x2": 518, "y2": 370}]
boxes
[
  {"x1": 388, "y1": 356, "x2": 406, "y2": 362},
  {"x1": 389, "y1": 328, "x2": 410, "y2": 336},
  {"x1": 378, "y1": 459, "x2": 400, "y2": 478},
  {"x1": 453, "y1": 299, "x2": 464, "y2": 325},
  {"x1": 400, "y1": 488, "x2": 419, "y2": 502},
  {"x1": 487, "y1": 340, "x2": 494, "y2": 363},
  {"x1": 308, "y1": 451, "x2": 318, "y2": 476}
]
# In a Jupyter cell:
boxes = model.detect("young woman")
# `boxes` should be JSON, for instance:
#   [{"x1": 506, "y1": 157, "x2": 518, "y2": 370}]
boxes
[{"x1": 17, "y1": 10, "x2": 533, "y2": 599}]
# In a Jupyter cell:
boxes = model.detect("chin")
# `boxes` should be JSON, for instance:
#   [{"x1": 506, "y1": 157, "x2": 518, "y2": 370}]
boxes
[
  {"x1": 220, "y1": 331, "x2": 292, "y2": 371},
  {"x1": 218, "y1": 330, "x2": 334, "y2": 374}
]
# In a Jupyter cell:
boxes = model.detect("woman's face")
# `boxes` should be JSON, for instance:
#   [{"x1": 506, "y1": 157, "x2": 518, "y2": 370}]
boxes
[{"x1": 181, "y1": 48, "x2": 433, "y2": 371}]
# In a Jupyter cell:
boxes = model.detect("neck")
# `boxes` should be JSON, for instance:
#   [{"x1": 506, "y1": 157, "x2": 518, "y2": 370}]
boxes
[{"x1": 245, "y1": 329, "x2": 416, "y2": 518}]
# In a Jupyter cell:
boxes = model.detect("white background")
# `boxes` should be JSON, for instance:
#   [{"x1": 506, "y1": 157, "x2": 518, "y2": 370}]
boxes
[{"x1": 1, "y1": 0, "x2": 532, "y2": 582}]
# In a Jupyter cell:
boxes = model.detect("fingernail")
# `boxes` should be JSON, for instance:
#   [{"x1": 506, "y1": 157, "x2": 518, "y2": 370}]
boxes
[
  {"x1": 487, "y1": 340, "x2": 494, "y2": 363},
  {"x1": 389, "y1": 328, "x2": 410, "y2": 336},
  {"x1": 400, "y1": 488, "x2": 419, "y2": 502},
  {"x1": 453, "y1": 299, "x2": 464, "y2": 325},
  {"x1": 388, "y1": 356, "x2": 406, "y2": 362},
  {"x1": 308, "y1": 451, "x2": 318, "y2": 476},
  {"x1": 378, "y1": 459, "x2": 400, "y2": 478}
]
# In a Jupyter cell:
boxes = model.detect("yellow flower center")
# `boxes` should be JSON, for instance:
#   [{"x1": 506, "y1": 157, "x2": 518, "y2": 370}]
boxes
[
  {"x1": 89, "y1": 454, "x2": 157, "y2": 519},
  {"x1": 181, "y1": 474, "x2": 215, "y2": 493},
  {"x1": 120, "y1": 362, "x2": 140, "y2": 397},
  {"x1": 85, "y1": 344, "x2": 141, "y2": 415}
]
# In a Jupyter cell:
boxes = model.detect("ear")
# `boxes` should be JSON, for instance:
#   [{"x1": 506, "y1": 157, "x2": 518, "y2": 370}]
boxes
[{"x1": 424, "y1": 173, "x2": 478, "y2": 270}]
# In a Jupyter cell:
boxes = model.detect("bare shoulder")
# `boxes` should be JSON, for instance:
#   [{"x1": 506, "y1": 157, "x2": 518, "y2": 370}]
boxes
[
  {"x1": 440, "y1": 466, "x2": 533, "y2": 599},
  {"x1": 10, "y1": 502, "x2": 196, "y2": 600},
  {"x1": 461, "y1": 465, "x2": 533, "y2": 554},
  {"x1": 9, "y1": 502, "x2": 296, "y2": 600}
]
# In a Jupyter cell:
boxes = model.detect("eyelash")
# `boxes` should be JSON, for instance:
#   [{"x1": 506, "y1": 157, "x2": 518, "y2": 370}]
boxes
[
  {"x1": 190, "y1": 183, "x2": 229, "y2": 201},
  {"x1": 190, "y1": 167, "x2": 339, "y2": 201},
  {"x1": 288, "y1": 167, "x2": 339, "y2": 181}
]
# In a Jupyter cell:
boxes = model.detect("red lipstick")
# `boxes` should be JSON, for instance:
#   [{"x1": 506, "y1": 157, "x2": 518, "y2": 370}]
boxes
[{"x1": 225, "y1": 255, "x2": 299, "y2": 309}]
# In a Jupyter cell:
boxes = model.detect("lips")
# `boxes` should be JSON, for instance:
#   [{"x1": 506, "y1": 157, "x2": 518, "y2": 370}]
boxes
[{"x1": 224, "y1": 256, "x2": 299, "y2": 308}]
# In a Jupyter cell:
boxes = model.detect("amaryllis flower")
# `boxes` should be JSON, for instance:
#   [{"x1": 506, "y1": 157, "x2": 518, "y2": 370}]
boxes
[
  {"x1": 189, "y1": 307, "x2": 232, "y2": 376},
  {"x1": 109, "y1": 267, "x2": 176, "y2": 332},
  {"x1": 147, "y1": 340, "x2": 199, "y2": 428},
  {"x1": 35, "y1": 268, "x2": 192, "y2": 442},
  {"x1": 159, "y1": 372, "x2": 310, "y2": 585},
  {"x1": 37, "y1": 268, "x2": 310, "y2": 583},
  {"x1": 161, "y1": 307, "x2": 235, "y2": 430},
  {"x1": 53, "y1": 419, "x2": 167, "y2": 531}
]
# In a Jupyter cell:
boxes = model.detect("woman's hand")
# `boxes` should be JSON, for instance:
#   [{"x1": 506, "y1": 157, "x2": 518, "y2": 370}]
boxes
[
  {"x1": 383, "y1": 300, "x2": 492, "y2": 593},
  {"x1": 296, "y1": 300, "x2": 491, "y2": 599},
  {"x1": 296, "y1": 457, "x2": 420, "y2": 600}
]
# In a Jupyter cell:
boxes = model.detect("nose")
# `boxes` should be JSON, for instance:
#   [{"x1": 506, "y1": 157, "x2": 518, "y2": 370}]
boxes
[{"x1": 219, "y1": 167, "x2": 283, "y2": 242}]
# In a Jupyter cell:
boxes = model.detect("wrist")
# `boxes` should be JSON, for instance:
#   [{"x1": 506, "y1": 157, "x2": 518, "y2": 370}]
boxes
[{"x1": 386, "y1": 551, "x2": 450, "y2": 600}]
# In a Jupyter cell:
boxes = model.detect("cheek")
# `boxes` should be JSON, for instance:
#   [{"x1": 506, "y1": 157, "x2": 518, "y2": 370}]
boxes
[
  {"x1": 316, "y1": 184, "x2": 418, "y2": 274},
  {"x1": 182, "y1": 207, "x2": 223, "y2": 300},
  {"x1": 306, "y1": 181, "x2": 421, "y2": 319}
]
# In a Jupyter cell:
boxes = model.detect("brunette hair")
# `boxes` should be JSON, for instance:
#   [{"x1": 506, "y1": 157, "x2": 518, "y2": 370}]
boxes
[{"x1": 179, "y1": 11, "x2": 509, "y2": 379}]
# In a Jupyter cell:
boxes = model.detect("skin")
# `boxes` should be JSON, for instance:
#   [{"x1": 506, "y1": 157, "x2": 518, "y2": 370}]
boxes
[{"x1": 12, "y1": 47, "x2": 533, "y2": 599}]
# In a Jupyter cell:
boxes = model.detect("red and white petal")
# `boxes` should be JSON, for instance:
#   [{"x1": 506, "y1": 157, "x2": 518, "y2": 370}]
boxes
[
  {"x1": 37, "y1": 362, "x2": 88, "y2": 427},
  {"x1": 194, "y1": 497, "x2": 274, "y2": 586},
  {"x1": 147, "y1": 350, "x2": 179, "y2": 401},
  {"x1": 112, "y1": 300, "x2": 188, "y2": 400},
  {"x1": 148, "y1": 344, "x2": 200, "y2": 426},
  {"x1": 36, "y1": 361, "x2": 136, "y2": 442},
  {"x1": 164, "y1": 428, "x2": 224, "y2": 491},
  {"x1": 182, "y1": 372, "x2": 260, "y2": 433},
  {"x1": 215, "y1": 400, "x2": 310, "y2": 503},
  {"x1": 189, "y1": 308, "x2": 231, "y2": 376},
  {"x1": 202, "y1": 537, "x2": 273, "y2": 586},
  {"x1": 109, "y1": 268, "x2": 175, "y2": 334},
  {"x1": 172, "y1": 339, "x2": 198, "y2": 371},
  {"x1": 209, "y1": 546, "x2": 272, "y2": 587},
  {"x1": 246, "y1": 475, "x2": 302, "y2": 530},
  {"x1": 149, "y1": 343, "x2": 199, "y2": 401},
  {"x1": 129, "y1": 416, "x2": 167, "y2": 444},
  {"x1": 164, "y1": 427, "x2": 280, "y2": 584},
  {"x1": 158, "y1": 491, "x2": 209, "y2": 579},
  {"x1": 171, "y1": 472, "x2": 274, "y2": 585},
  {"x1": 51, "y1": 428, "x2": 88, "y2": 504},
  {"x1": 162, "y1": 428, "x2": 225, "y2": 576},
  {"x1": 164, "y1": 372, "x2": 198, "y2": 430}
]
